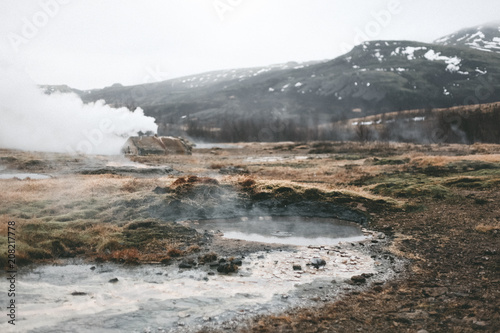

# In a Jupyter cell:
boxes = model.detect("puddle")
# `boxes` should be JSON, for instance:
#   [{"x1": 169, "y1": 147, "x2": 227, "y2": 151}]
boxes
[
  {"x1": 194, "y1": 143, "x2": 243, "y2": 149},
  {"x1": 0, "y1": 173, "x2": 51, "y2": 180},
  {"x1": 244, "y1": 156, "x2": 310, "y2": 163},
  {"x1": 189, "y1": 216, "x2": 368, "y2": 246},
  {"x1": 1, "y1": 245, "x2": 378, "y2": 333}
]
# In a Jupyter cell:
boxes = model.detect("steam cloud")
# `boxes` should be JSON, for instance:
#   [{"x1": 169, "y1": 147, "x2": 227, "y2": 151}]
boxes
[{"x1": 0, "y1": 63, "x2": 157, "y2": 155}]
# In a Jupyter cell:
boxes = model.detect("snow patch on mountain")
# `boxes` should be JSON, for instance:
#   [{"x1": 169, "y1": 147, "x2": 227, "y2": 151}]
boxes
[{"x1": 424, "y1": 50, "x2": 462, "y2": 73}]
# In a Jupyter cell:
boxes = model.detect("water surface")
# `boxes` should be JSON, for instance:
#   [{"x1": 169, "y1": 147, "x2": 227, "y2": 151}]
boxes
[
  {"x1": 0, "y1": 173, "x2": 51, "y2": 180},
  {"x1": 192, "y1": 216, "x2": 367, "y2": 246}
]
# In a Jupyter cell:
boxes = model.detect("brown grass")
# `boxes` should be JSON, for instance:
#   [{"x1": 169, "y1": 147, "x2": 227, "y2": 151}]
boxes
[{"x1": 475, "y1": 223, "x2": 500, "y2": 233}]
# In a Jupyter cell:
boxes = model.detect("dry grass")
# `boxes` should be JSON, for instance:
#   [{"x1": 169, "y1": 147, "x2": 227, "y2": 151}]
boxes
[
  {"x1": 475, "y1": 222, "x2": 500, "y2": 233},
  {"x1": 412, "y1": 154, "x2": 500, "y2": 167}
]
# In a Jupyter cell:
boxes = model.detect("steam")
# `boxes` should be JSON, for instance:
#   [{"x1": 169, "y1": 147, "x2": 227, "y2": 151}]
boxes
[{"x1": 0, "y1": 64, "x2": 157, "y2": 155}]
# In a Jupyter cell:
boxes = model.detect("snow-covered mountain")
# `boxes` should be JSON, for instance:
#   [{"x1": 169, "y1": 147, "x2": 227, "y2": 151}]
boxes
[
  {"x1": 44, "y1": 21, "x2": 500, "y2": 138},
  {"x1": 434, "y1": 22, "x2": 500, "y2": 53}
]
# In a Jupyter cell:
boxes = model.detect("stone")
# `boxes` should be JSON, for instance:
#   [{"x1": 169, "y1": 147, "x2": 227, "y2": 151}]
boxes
[
  {"x1": 231, "y1": 258, "x2": 243, "y2": 266},
  {"x1": 178, "y1": 262, "x2": 193, "y2": 269},
  {"x1": 108, "y1": 278, "x2": 119, "y2": 283},
  {"x1": 71, "y1": 291, "x2": 87, "y2": 296},
  {"x1": 350, "y1": 275, "x2": 366, "y2": 284},
  {"x1": 310, "y1": 258, "x2": 326, "y2": 269},
  {"x1": 293, "y1": 265, "x2": 302, "y2": 271},
  {"x1": 217, "y1": 262, "x2": 238, "y2": 274}
]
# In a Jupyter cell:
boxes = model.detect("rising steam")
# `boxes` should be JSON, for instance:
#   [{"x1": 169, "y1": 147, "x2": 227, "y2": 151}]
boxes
[{"x1": 0, "y1": 63, "x2": 157, "y2": 155}]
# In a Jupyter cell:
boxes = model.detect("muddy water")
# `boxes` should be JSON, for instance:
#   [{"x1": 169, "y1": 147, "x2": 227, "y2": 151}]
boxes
[
  {"x1": 1, "y1": 218, "x2": 382, "y2": 333},
  {"x1": 191, "y1": 216, "x2": 367, "y2": 246}
]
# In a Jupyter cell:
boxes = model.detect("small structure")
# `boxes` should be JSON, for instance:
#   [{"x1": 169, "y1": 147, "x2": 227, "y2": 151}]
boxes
[{"x1": 122, "y1": 135, "x2": 193, "y2": 156}]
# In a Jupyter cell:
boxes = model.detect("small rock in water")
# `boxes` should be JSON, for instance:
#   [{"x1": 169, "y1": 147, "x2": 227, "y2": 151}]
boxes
[
  {"x1": 178, "y1": 262, "x2": 193, "y2": 269},
  {"x1": 109, "y1": 278, "x2": 119, "y2": 283},
  {"x1": 90, "y1": 266, "x2": 96, "y2": 271},
  {"x1": 231, "y1": 258, "x2": 243, "y2": 266},
  {"x1": 217, "y1": 262, "x2": 238, "y2": 274},
  {"x1": 310, "y1": 258, "x2": 326, "y2": 269},
  {"x1": 293, "y1": 264, "x2": 302, "y2": 271},
  {"x1": 71, "y1": 291, "x2": 87, "y2": 296}
]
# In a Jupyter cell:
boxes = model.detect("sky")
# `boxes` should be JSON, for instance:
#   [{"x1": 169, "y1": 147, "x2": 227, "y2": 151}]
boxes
[{"x1": 1, "y1": 0, "x2": 500, "y2": 90}]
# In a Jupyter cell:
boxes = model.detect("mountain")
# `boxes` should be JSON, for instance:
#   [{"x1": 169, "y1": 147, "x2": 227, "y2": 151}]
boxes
[
  {"x1": 45, "y1": 22, "x2": 500, "y2": 138},
  {"x1": 434, "y1": 22, "x2": 500, "y2": 53}
]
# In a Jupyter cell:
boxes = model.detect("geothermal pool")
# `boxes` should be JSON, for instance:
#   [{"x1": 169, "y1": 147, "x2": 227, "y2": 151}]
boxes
[
  {"x1": 189, "y1": 216, "x2": 368, "y2": 246},
  {"x1": 1, "y1": 217, "x2": 388, "y2": 333}
]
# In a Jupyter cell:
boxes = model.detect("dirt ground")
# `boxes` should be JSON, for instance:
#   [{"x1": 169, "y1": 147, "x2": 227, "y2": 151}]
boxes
[{"x1": 1, "y1": 142, "x2": 499, "y2": 332}]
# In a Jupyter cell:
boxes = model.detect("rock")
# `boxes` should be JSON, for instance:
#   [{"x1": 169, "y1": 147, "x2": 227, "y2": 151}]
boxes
[
  {"x1": 209, "y1": 261, "x2": 220, "y2": 268},
  {"x1": 160, "y1": 257, "x2": 172, "y2": 265},
  {"x1": 231, "y1": 258, "x2": 243, "y2": 266},
  {"x1": 310, "y1": 258, "x2": 326, "y2": 269},
  {"x1": 351, "y1": 275, "x2": 367, "y2": 284},
  {"x1": 108, "y1": 278, "x2": 119, "y2": 283},
  {"x1": 417, "y1": 330, "x2": 429, "y2": 333},
  {"x1": 71, "y1": 291, "x2": 87, "y2": 296},
  {"x1": 361, "y1": 273, "x2": 374, "y2": 278},
  {"x1": 217, "y1": 262, "x2": 238, "y2": 274},
  {"x1": 179, "y1": 262, "x2": 193, "y2": 269},
  {"x1": 207, "y1": 272, "x2": 215, "y2": 276},
  {"x1": 293, "y1": 264, "x2": 302, "y2": 271},
  {"x1": 90, "y1": 266, "x2": 96, "y2": 271}
]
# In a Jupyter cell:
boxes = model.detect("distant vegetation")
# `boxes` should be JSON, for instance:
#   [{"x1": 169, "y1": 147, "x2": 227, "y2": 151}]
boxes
[{"x1": 184, "y1": 103, "x2": 500, "y2": 144}]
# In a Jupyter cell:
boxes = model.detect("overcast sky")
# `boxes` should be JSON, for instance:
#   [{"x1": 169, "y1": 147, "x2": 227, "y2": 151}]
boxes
[{"x1": 1, "y1": 0, "x2": 500, "y2": 89}]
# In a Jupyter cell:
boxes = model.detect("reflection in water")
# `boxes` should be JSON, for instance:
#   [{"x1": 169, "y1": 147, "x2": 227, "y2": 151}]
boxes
[{"x1": 193, "y1": 216, "x2": 367, "y2": 246}]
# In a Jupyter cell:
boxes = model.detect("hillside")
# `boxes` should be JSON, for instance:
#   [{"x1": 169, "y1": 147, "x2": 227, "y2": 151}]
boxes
[
  {"x1": 435, "y1": 21, "x2": 500, "y2": 53},
  {"x1": 75, "y1": 41, "x2": 500, "y2": 131},
  {"x1": 42, "y1": 23, "x2": 500, "y2": 140}
]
